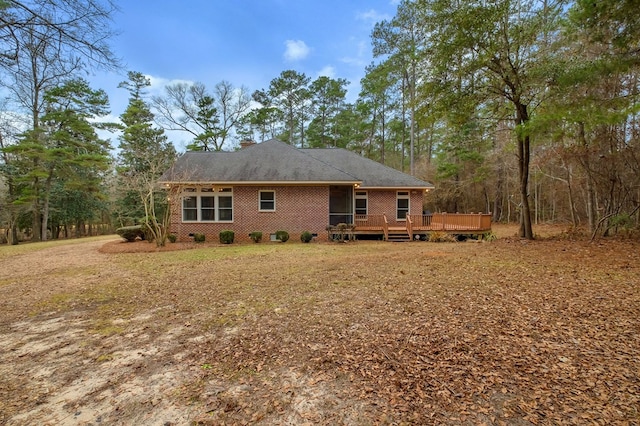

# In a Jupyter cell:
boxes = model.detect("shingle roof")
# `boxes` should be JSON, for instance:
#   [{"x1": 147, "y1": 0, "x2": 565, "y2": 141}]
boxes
[
  {"x1": 160, "y1": 139, "x2": 434, "y2": 189},
  {"x1": 300, "y1": 147, "x2": 434, "y2": 189}
]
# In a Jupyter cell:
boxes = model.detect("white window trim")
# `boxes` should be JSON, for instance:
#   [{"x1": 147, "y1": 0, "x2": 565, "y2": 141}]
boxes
[
  {"x1": 199, "y1": 194, "x2": 216, "y2": 221},
  {"x1": 182, "y1": 187, "x2": 233, "y2": 222},
  {"x1": 396, "y1": 191, "x2": 410, "y2": 221},
  {"x1": 259, "y1": 190, "x2": 276, "y2": 212},
  {"x1": 182, "y1": 196, "x2": 198, "y2": 222},
  {"x1": 355, "y1": 190, "x2": 368, "y2": 215}
]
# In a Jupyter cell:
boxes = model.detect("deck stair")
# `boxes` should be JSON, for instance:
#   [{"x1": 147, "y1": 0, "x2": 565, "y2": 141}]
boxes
[{"x1": 386, "y1": 227, "x2": 411, "y2": 242}]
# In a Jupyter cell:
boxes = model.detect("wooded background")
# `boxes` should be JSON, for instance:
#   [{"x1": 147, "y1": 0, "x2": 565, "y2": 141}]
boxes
[{"x1": 0, "y1": 0, "x2": 638, "y2": 244}]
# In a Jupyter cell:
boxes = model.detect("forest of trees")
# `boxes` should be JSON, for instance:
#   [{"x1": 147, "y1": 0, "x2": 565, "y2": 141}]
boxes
[{"x1": 0, "y1": 0, "x2": 638, "y2": 245}]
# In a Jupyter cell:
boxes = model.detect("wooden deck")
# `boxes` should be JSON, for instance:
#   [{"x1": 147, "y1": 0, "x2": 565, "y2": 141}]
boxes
[{"x1": 330, "y1": 213, "x2": 492, "y2": 241}]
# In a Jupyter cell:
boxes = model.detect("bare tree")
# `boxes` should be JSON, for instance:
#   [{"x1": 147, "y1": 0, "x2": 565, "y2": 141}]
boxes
[
  {"x1": 153, "y1": 80, "x2": 252, "y2": 151},
  {"x1": 0, "y1": 0, "x2": 119, "y2": 70},
  {"x1": 0, "y1": 0, "x2": 119, "y2": 241},
  {"x1": 118, "y1": 151, "x2": 172, "y2": 247}
]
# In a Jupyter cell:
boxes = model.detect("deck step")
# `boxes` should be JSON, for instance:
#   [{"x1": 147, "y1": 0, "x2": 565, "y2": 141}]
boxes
[{"x1": 387, "y1": 231, "x2": 412, "y2": 242}]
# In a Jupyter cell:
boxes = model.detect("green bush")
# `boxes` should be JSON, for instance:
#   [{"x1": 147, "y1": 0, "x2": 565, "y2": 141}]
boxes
[
  {"x1": 116, "y1": 225, "x2": 145, "y2": 242},
  {"x1": 482, "y1": 231, "x2": 497, "y2": 242},
  {"x1": 193, "y1": 233, "x2": 205, "y2": 243},
  {"x1": 142, "y1": 223, "x2": 155, "y2": 242},
  {"x1": 167, "y1": 234, "x2": 177, "y2": 243},
  {"x1": 275, "y1": 230, "x2": 289, "y2": 243},
  {"x1": 300, "y1": 231, "x2": 313, "y2": 243},
  {"x1": 219, "y1": 230, "x2": 235, "y2": 244},
  {"x1": 249, "y1": 231, "x2": 262, "y2": 243}
]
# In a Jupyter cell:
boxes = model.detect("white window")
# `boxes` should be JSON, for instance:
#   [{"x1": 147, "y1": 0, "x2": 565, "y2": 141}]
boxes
[
  {"x1": 200, "y1": 196, "x2": 215, "y2": 221},
  {"x1": 397, "y1": 191, "x2": 410, "y2": 220},
  {"x1": 218, "y1": 195, "x2": 233, "y2": 220},
  {"x1": 355, "y1": 191, "x2": 368, "y2": 215},
  {"x1": 259, "y1": 190, "x2": 276, "y2": 211},
  {"x1": 182, "y1": 196, "x2": 198, "y2": 221},
  {"x1": 182, "y1": 187, "x2": 233, "y2": 222}
]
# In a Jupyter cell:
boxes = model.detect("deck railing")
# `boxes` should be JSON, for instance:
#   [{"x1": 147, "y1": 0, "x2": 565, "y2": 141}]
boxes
[
  {"x1": 354, "y1": 214, "x2": 389, "y2": 240},
  {"x1": 406, "y1": 214, "x2": 413, "y2": 238},
  {"x1": 354, "y1": 214, "x2": 385, "y2": 228},
  {"x1": 408, "y1": 213, "x2": 492, "y2": 232},
  {"x1": 351, "y1": 212, "x2": 491, "y2": 239},
  {"x1": 408, "y1": 214, "x2": 433, "y2": 227}
]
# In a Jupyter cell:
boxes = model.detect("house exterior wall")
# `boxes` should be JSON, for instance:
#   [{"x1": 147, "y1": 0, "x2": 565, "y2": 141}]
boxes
[
  {"x1": 367, "y1": 189, "x2": 425, "y2": 226},
  {"x1": 167, "y1": 185, "x2": 425, "y2": 242},
  {"x1": 234, "y1": 186, "x2": 329, "y2": 242},
  {"x1": 169, "y1": 185, "x2": 330, "y2": 243}
]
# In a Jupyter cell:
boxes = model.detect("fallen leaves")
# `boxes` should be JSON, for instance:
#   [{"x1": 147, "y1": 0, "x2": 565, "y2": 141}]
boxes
[
  {"x1": 188, "y1": 238, "x2": 640, "y2": 424},
  {"x1": 1, "y1": 229, "x2": 639, "y2": 425}
]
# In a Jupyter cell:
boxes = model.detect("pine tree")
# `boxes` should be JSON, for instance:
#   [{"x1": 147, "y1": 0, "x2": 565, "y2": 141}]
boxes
[
  {"x1": 114, "y1": 71, "x2": 176, "y2": 246},
  {"x1": 3, "y1": 78, "x2": 112, "y2": 241}
]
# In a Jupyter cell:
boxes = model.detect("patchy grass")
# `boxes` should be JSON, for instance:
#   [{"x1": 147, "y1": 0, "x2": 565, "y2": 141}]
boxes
[
  {"x1": 0, "y1": 234, "x2": 117, "y2": 259},
  {"x1": 0, "y1": 225, "x2": 639, "y2": 425}
]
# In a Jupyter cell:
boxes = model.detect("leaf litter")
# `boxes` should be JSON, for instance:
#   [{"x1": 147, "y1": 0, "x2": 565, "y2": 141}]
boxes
[{"x1": 0, "y1": 225, "x2": 638, "y2": 425}]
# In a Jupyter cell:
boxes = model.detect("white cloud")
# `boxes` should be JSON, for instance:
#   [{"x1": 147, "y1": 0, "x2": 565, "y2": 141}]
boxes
[
  {"x1": 316, "y1": 66, "x2": 336, "y2": 79},
  {"x1": 356, "y1": 9, "x2": 392, "y2": 24},
  {"x1": 340, "y1": 39, "x2": 369, "y2": 68},
  {"x1": 283, "y1": 39, "x2": 310, "y2": 62},
  {"x1": 146, "y1": 75, "x2": 194, "y2": 96}
]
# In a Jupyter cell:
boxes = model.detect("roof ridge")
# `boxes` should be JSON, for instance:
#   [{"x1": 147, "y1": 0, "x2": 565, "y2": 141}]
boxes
[
  {"x1": 261, "y1": 139, "x2": 359, "y2": 180},
  {"x1": 297, "y1": 146, "x2": 360, "y2": 181}
]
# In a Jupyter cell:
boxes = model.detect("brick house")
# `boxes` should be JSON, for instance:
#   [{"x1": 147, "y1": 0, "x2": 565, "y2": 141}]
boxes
[{"x1": 159, "y1": 139, "x2": 434, "y2": 242}]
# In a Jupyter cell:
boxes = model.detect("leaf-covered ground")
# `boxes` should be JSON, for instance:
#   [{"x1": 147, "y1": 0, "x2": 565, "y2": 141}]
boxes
[{"x1": 0, "y1": 225, "x2": 638, "y2": 425}]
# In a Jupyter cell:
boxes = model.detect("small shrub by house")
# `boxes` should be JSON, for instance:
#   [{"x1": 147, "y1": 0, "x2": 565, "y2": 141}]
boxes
[
  {"x1": 275, "y1": 230, "x2": 289, "y2": 243},
  {"x1": 116, "y1": 225, "x2": 145, "y2": 242},
  {"x1": 219, "y1": 230, "x2": 235, "y2": 244}
]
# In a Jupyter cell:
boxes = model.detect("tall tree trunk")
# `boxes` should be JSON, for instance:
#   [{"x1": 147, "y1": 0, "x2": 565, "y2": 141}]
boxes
[
  {"x1": 409, "y1": 64, "x2": 416, "y2": 176},
  {"x1": 0, "y1": 135, "x2": 20, "y2": 245},
  {"x1": 401, "y1": 73, "x2": 407, "y2": 172},
  {"x1": 32, "y1": 182, "x2": 42, "y2": 242},
  {"x1": 31, "y1": 78, "x2": 43, "y2": 242},
  {"x1": 41, "y1": 199, "x2": 49, "y2": 241},
  {"x1": 7, "y1": 215, "x2": 19, "y2": 245},
  {"x1": 493, "y1": 163, "x2": 504, "y2": 222},
  {"x1": 516, "y1": 102, "x2": 533, "y2": 239},
  {"x1": 380, "y1": 101, "x2": 386, "y2": 165},
  {"x1": 40, "y1": 167, "x2": 55, "y2": 241},
  {"x1": 578, "y1": 122, "x2": 597, "y2": 232},
  {"x1": 564, "y1": 162, "x2": 578, "y2": 227}
]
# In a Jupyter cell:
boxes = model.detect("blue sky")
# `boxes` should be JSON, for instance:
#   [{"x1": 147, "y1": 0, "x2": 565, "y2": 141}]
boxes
[{"x1": 91, "y1": 0, "x2": 399, "y2": 148}]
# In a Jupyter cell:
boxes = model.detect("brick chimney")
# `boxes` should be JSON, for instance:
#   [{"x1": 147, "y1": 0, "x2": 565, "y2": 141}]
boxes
[{"x1": 239, "y1": 140, "x2": 256, "y2": 149}]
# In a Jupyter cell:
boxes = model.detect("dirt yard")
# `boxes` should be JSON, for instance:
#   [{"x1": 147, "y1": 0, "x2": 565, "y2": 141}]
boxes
[{"x1": 0, "y1": 225, "x2": 638, "y2": 425}]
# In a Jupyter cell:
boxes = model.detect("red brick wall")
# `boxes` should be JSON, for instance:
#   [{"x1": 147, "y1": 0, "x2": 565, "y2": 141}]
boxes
[
  {"x1": 169, "y1": 186, "x2": 330, "y2": 243},
  {"x1": 168, "y1": 186, "x2": 425, "y2": 242},
  {"x1": 234, "y1": 186, "x2": 329, "y2": 242},
  {"x1": 367, "y1": 189, "x2": 425, "y2": 226}
]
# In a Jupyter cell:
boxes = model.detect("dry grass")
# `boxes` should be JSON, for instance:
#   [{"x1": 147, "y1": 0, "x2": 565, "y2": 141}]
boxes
[{"x1": 0, "y1": 224, "x2": 638, "y2": 425}]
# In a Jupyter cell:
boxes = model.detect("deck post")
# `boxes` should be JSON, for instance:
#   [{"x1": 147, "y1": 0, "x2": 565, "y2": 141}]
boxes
[{"x1": 383, "y1": 214, "x2": 389, "y2": 241}]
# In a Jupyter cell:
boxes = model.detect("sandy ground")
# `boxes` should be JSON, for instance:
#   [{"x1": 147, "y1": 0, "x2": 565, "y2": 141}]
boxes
[
  {"x1": 1, "y1": 226, "x2": 638, "y2": 425},
  {"x1": 0, "y1": 239, "x2": 201, "y2": 425}
]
